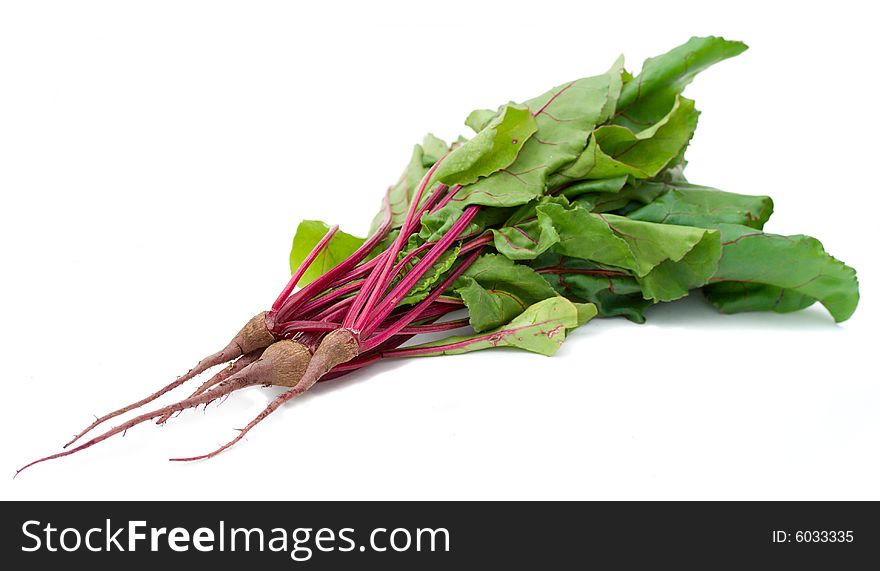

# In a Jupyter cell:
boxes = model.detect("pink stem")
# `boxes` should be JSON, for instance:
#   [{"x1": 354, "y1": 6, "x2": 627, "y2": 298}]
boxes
[
  {"x1": 277, "y1": 320, "x2": 343, "y2": 335},
  {"x1": 459, "y1": 233, "x2": 493, "y2": 255},
  {"x1": 327, "y1": 256, "x2": 382, "y2": 288},
  {"x1": 314, "y1": 302, "x2": 352, "y2": 325},
  {"x1": 380, "y1": 299, "x2": 464, "y2": 326},
  {"x1": 403, "y1": 183, "x2": 448, "y2": 236},
  {"x1": 381, "y1": 299, "x2": 464, "y2": 326},
  {"x1": 433, "y1": 184, "x2": 462, "y2": 211},
  {"x1": 319, "y1": 335, "x2": 413, "y2": 381},
  {"x1": 345, "y1": 157, "x2": 448, "y2": 330},
  {"x1": 409, "y1": 183, "x2": 450, "y2": 230},
  {"x1": 391, "y1": 303, "x2": 459, "y2": 323},
  {"x1": 387, "y1": 240, "x2": 434, "y2": 281},
  {"x1": 435, "y1": 297, "x2": 465, "y2": 306},
  {"x1": 360, "y1": 206, "x2": 479, "y2": 337},
  {"x1": 339, "y1": 250, "x2": 391, "y2": 329},
  {"x1": 361, "y1": 248, "x2": 483, "y2": 351},
  {"x1": 382, "y1": 317, "x2": 532, "y2": 359},
  {"x1": 295, "y1": 279, "x2": 365, "y2": 318},
  {"x1": 320, "y1": 354, "x2": 383, "y2": 380},
  {"x1": 396, "y1": 318, "x2": 470, "y2": 335},
  {"x1": 271, "y1": 225, "x2": 338, "y2": 311},
  {"x1": 331, "y1": 242, "x2": 432, "y2": 326},
  {"x1": 273, "y1": 191, "x2": 393, "y2": 324}
]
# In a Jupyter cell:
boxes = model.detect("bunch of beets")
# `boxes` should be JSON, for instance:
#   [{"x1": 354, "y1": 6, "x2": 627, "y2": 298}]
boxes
[{"x1": 19, "y1": 36, "x2": 859, "y2": 474}]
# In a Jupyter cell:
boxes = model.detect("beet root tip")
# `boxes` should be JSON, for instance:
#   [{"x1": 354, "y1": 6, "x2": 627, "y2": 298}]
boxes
[
  {"x1": 168, "y1": 331, "x2": 357, "y2": 462},
  {"x1": 61, "y1": 311, "x2": 277, "y2": 449}
]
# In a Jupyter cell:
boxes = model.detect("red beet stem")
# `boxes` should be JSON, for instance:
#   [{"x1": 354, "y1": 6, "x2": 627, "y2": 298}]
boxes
[
  {"x1": 397, "y1": 317, "x2": 470, "y2": 335},
  {"x1": 359, "y1": 206, "x2": 479, "y2": 338},
  {"x1": 271, "y1": 225, "x2": 339, "y2": 311},
  {"x1": 389, "y1": 240, "x2": 435, "y2": 280},
  {"x1": 433, "y1": 183, "x2": 463, "y2": 211},
  {"x1": 275, "y1": 320, "x2": 343, "y2": 335},
  {"x1": 459, "y1": 233, "x2": 493, "y2": 255},
  {"x1": 294, "y1": 279, "x2": 365, "y2": 318},
  {"x1": 273, "y1": 192, "x2": 394, "y2": 324},
  {"x1": 361, "y1": 247, "x2": 483, "y2": 351},
  {"x1": 343, "y1": 158, "x2": 448, "y2": 330},
  {"x1": 410, "y1": 182, "x2": 451, "y2": 223}
]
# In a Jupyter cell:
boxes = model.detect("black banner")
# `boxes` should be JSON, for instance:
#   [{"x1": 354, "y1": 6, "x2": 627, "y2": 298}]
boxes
[{"x1": 2, "y1": 501, "x2": 877, "y2": 568}]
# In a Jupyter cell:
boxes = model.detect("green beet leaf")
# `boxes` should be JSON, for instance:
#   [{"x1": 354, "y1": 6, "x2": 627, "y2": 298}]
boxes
[
  {"x1": 491, "y1": 196, "x2": 637, "y2": 264},
  {"x1": 703, "y1": 224, "x2": 859, "y2": 322},
  {"x1": 491, "y1": 214, "x2": 560, "y2": 261},
  {"x1": 369, "y1": 134, "x2": 450, "y2": 235},
  {"x1": 490, "y1": 196, "x2": 565, "y2": 260},
  {"x1": 559, "y1": 176, "x2": 629, "y2": 199},
  {"x1": 434, "y1": 103, "x2": 538, "y2": 186},
  {"x1": 417, "y1": 203, "x2": 485, "y2": 243},
  {"x1": 400, "y1": 245, "x2": 461, "y2": 306},
  {"x1": 455, "y1": 254, "x2": 559, "y2": 332},
  {"x1": 570, "y1": 179, "x2": 666, "y2": 214},
  {"x1": 493, "y1": 199, "x2": 722, "y2": 301},
  {"x1": 449, "y1": 57, "x2": 625, "y2": 208},
  {"x1": 395, "y1": 297, "x2": 596, "y2": 357},
  {"x1": 465, "y1": 108, "x2": 499, "y2": 133},
  {"x1": 531, "y1": 253, "x2": 651, "y2": 323},
  {"x1": 289, "y1": 220, "x2": 366, "y2": 286},
  {"x1": 553, "y1": 95, "x2": 699, "y2": 182},
  {"x1": 636, "y1": 227, "x2": 721, "y2": 301},
  {"x1": 598, "y1": 214, "x2": 721, "y2": 301},
  {"x1": 702, "y1": 282, "x2": 816, "y2": 315},
  {"x1": 615, "y1": 36, "x2": 747, "y2": 130},
  {"x1": 627, "y1": 182, "x2": 773, "y2": 229},
  {"x1": 599, "y1": 214, "x2": 718, "y2": 272}
]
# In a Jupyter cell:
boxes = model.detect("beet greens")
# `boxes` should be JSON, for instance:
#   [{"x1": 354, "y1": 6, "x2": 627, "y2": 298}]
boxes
[{"x1": 18, "y1": 36, "x2": 859, "y2": 475}]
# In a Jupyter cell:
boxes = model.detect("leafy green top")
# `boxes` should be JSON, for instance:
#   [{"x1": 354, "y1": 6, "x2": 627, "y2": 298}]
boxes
[{"x1": 288, "y1": 36, "x2": 858, "y2": 365}]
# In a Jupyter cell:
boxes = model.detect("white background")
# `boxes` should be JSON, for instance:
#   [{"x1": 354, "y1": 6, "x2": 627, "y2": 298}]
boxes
[{"x1": 1, "y1": 1, "x2": 877, "y2": 500}]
